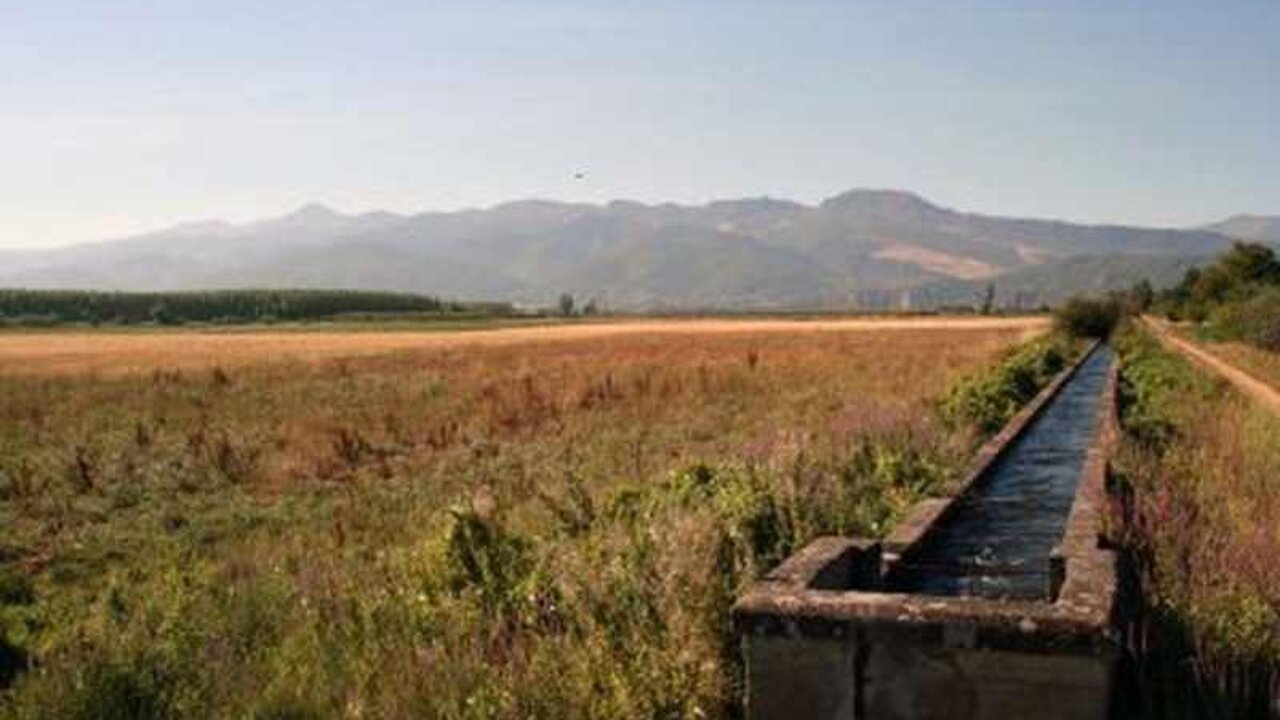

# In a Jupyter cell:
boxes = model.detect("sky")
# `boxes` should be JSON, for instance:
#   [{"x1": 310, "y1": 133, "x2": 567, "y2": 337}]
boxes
[{"x1": 1, "y1": 0, "x2": 1277, "y2": 248}]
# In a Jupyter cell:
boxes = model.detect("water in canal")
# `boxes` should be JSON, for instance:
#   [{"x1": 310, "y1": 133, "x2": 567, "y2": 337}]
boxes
[{"x1": 887, "y1": 344, "x2": 1114, "y2": 601}]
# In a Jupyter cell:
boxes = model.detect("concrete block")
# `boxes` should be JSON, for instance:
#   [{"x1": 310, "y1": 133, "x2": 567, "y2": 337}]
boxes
[{"x1": 745, "y1": 634, "x2": 856, "y2": 720}]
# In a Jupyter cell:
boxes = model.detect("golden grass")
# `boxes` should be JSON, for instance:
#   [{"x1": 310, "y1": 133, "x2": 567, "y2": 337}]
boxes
[
  {"x1": 1155, "y1": 321, "x2": 1280, "y2": 414},
  {"x1": 1203, "y1": 341, "x2": 1280, "y2": 394},
  {"x1": 0, "y1": 315, "x2": 1047, "y2": 376},
  {"x1": 0, "y1": 323, "x2": 1038, "y2": 717}
]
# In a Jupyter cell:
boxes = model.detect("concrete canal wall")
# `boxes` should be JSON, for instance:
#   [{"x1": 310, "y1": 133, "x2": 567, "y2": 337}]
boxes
[{"x1": 734, "y1": 342, "x2": 1123, "y2": 720}]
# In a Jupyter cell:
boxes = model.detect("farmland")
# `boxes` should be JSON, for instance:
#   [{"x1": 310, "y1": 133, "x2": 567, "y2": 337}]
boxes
[
  {"x1": 0, "y1": 316, "x2": 1044, "y2": 377},
  {"x1": 0, "y1": 318, "x2": 1045, "y2": 718}
]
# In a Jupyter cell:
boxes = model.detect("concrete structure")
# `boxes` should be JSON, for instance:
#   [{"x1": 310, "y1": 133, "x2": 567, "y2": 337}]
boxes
[{"x1": 734, "y1": 345, "x2": 1123, "y2": 720}]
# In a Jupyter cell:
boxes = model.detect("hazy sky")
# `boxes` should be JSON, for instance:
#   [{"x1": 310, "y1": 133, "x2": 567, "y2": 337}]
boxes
[{"x1": 2, "y1": 0, "x2": 1277, "y2": 248}]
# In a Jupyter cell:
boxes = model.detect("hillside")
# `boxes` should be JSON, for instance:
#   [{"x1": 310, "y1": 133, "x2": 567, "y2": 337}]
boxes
[
  {"x1": 920, "y1": 254, "x2": 1212, "y2": 309},
  {"x1": 1, "y1": 190, "x2": 1237, "y2": 309},
  {"x1": 1206, "y1": 214, "x2": 1280, "y2": 242}
]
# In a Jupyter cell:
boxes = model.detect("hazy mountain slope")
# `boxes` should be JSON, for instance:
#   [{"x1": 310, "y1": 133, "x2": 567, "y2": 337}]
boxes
[
  {"x1": 553, "y1": 227, "x2": 837, "y2": 308},
  {"x1": 919, "y1": 253, "x2": 1209, "y2": 309},
  {"x1": 1, "y1": 204, "x2": 412, "y2": 291},
  {"x1": 1206, "y1": 215, "x2": 1280, "y2": 242},
  {"x1": 812, "y1": 190, "x2": 1228, "y2": 263},
  {"x1": 0, "y1": 250, "x2": 49, "y2": 276},
  {"x1": 2, "y1": 252, "x2": 223, "y2": 291},
  {"x1": 0, "y1": 189, "x2": 1244, "y2": 309},
  {"x1": 198, "y1": 241, "x2": 531, "y2": 301},
  {"x1": 804, "y1": 190, "x2": 1024, "y2": 269}
]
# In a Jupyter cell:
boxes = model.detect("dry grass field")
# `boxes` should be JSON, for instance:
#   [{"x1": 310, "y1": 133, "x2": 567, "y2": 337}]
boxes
[
  {"x1": 0, "y1": 315, "x2": 1047, "y2": 376},
  {"x1": 0, "y1": 320, "x2": 1050, "y2": 718},
  {"x1": 1200, "y1": 341, "x2": 1280, "y2": 395}
]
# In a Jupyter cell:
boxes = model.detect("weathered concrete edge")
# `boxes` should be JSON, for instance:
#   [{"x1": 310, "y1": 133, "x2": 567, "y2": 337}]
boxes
[
  {"x1": 883, "y1": 338, "x2": 1102, "y2": 558},
  {"x1": 762, "y1": 537, "x2": 883, "y2": 590},
  {"x1": 1049, "y1": 360, "x2": 1120, "y2": 617},
  {"x1": 735, "y1": 338, "x2": 1120, "y2": 657},
  {"x1": 734, "y1": 583, "x2": 1118, "y2": 654}
]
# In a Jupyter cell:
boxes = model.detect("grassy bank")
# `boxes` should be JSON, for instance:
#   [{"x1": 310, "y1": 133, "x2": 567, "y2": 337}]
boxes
[
  {"x1": 1112, "y1": 322, "x2": 1280, "y2": 717},
  {"x1": 0, "y1": 327, "x2": 1054, "y2": 718},
  {"x1": 939, "y1": 331, "x2": 1076, "y2": 436}
]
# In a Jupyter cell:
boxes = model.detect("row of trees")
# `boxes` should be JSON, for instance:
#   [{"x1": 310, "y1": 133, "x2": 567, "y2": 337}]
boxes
[
  {"x1": 1049, "y1": 242, "x2": 1280, "y2": 346},
  {"x1": 1153, "y1": 242, "x2": 1280, "y2": 350},
  {"x1": 0, "y1": 289, "x2": 512, "y2": 326}
]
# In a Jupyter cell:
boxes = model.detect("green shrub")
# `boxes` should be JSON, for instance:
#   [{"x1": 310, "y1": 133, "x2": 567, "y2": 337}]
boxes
[
  {"x1": 1211, "y1": 287, "x2": 1280, "y2": 351},
  {"x1": 1054, "y1": 296, "x2": 1122, "y2": 339},
  {"x1": 59, "y1": 659, "x2": 176, "y2": 720},
  {"x1": 0, "y1": 568, "x2": 33, "y2": 607},
  {"x1": 0, "y1": 636, "x2": 25, "y2": 691},
  {"x1": 444, "y1": 508, "x2": 536, "y2": 619},
  {"x1": 940, "y1": 335, "x2": 1072, "y2": 435},
  {"x1": 0, "y1": 566, "x2": 34, "y2": 689},
  {"x1": 1111, "y1": 321, "x2": 1219, "y2": 450}
]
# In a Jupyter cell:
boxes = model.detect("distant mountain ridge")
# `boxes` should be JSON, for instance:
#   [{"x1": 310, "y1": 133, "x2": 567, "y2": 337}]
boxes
[
  {"x1": 0, "y1": 189, "x2": 1259, "y2": 309},
  {"x1": 1206, "y1": 214, "x2": 1280, "y2": 243}
]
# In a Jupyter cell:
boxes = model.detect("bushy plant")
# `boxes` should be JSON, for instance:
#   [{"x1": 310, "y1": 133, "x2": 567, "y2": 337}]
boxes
[
  {"x1": 1211, "y1": 287, "x2": 1280, "y2": 351},
  {"x1": 940, "y1": 335, "x2": 1071, "y2": 434},
  {"x1": 1111, "y1": 322, "x2": 1219, "y2": 450},
  {"x1": 0, "y1": 568, "x2": 33, "y2": 690},
  {"x1": 443, "y1": 507, "x2": 559, "y2": 630},
  {"x1": 1155, "y1": 243, "x2": 1280, "y2": 353},
  {"x1": 1054, "y1": 296, "x2": 1122, "y2": 339}
]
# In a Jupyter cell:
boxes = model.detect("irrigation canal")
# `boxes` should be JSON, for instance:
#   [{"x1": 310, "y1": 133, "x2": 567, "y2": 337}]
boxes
[{"x1": 887, "y1": 344, "x2": 1115, "y2": 600}]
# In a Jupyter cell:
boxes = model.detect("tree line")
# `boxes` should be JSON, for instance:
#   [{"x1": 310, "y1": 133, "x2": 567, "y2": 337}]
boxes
[
  {"x1": 0, "y1": 289, "x2": 514, "y2": 326},
  {"x1": 1151, "y1": 241, "x2": 1280, "y2": 351},
  {"x1": 1037, "y1": 241, "x2": 1280, "y2": 349}
]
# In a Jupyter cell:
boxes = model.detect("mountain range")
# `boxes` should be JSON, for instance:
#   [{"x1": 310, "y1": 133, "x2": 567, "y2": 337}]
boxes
[
  {"x1": 1205, "y1": 215, "x2": 1280, "y2": 244},
  {"x1": 2, "y1": 190, "x2": 1275, "y2": 310}
]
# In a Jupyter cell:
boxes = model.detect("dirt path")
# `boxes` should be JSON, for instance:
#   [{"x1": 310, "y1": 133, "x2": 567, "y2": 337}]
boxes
[
  {"x1": 1142, "y1": 317, "x2": 1280, "y2": 415},
  {"x1": 0, "y1": 315, "x2": 1048, "y2": 376}
]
